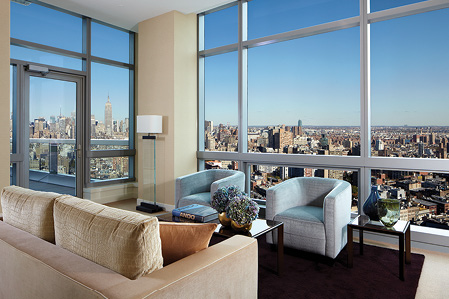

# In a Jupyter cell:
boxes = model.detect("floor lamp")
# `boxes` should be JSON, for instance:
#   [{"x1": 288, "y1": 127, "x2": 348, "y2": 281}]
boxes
[{"x1": 136, "y1": 115, "x2": 164, "y2": 213}]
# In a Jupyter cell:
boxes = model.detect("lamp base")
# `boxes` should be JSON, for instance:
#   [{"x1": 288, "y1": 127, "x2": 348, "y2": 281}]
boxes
[
  {"x1": 136, "y1": 202, "x2": 164, "y2": 213},
  {"x1": 142, "y1": 135, "x2": 156, "y2": 139}
]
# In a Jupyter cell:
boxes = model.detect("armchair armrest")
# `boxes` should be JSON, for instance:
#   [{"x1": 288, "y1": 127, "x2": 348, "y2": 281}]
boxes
[
  {"x1": 266, "y1": 178, "x2": 305, "y2": 220},
  {"x1": 323, "y1": 181, "x2": 352, "y2": 259},
  {"x1": 175, "y1": 171, "x2": 214, "y2": 208}
]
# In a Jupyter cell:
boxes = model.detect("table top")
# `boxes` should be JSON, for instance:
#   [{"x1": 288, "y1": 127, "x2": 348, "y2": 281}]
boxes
[
  {"x1": 215, "y1": 219, "x2": 283, "y2": 238},
  {"x1": 157, "y1": 213, "x2": 283, "y2": 238},
  {"x1": 348, "y1": 215, "x2": 410, "y2": 235}
]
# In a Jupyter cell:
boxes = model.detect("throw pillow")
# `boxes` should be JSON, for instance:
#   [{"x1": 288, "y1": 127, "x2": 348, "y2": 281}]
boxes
[
  {"x1": 159, "y1": 221, "x2": 218, "y2": 265},
  {"x1": 1, "y1": 186, "x2": 60, "y2": 243},
  {"x1": 54, "y1": 195, "x2": 163, "y2": 280}
]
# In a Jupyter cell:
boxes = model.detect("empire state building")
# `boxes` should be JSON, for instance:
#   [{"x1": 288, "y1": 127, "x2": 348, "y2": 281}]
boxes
[{"x1": 105, "y1": 95, "x2": 112, "y2": 136}]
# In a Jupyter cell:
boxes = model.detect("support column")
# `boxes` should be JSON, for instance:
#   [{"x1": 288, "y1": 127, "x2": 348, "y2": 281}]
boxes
[
  {"x1": 137, "y1": 11, "x2": 197, "y2": 208},
  {"x1": 0, "y1": 0, "x2": 11, "y2": 212}
]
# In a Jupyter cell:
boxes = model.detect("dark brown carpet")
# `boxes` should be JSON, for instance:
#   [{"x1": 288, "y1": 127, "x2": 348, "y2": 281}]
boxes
[{"x1": 211, "y1": 235, "x2": 425, "y2": 299}]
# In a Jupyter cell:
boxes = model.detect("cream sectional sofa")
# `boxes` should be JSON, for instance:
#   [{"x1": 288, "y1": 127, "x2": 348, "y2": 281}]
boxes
[{"x1": 0, "y1": 186, "x2": 258, "y2": 299}]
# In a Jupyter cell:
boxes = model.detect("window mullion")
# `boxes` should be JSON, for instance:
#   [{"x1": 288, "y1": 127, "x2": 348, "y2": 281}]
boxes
[
  {"x1": 238, "y1": 1, "x2": 248, "y2": 154},
  {"x1": 198, "y1": 14, "x2": 206, "y2": 171},
  {"x1": 83, "y1": 17, "x2": 92, "y2": 187},
  {"x1": 360, "y1": 0, "x2": 371, "y2": 205}
]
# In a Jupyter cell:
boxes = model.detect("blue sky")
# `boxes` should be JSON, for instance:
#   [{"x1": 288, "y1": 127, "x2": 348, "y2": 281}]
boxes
[
  {"x1": 204, "y1": 0, "x2": 449, "y2": 127},
  {"x1": 10, "y1": 2, "x2": 131, "y2": 123}
]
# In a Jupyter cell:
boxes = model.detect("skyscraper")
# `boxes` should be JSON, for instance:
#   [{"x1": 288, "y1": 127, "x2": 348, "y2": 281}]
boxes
[
  {"x1": 375, "y1": 139, "x2": 384, "y2": 151},
  {"x1": 298, "y1": 119, "x2": 302, "y2": 127},
  {"x1": 91, "y1": 114, "x2": 96, "y2": 138},
  {"x1": 205, "y1": 120, "x2": 213, "y2": 133},
  {"x1": 105, "y1": 95, "x2": 112, "y2": 136}
]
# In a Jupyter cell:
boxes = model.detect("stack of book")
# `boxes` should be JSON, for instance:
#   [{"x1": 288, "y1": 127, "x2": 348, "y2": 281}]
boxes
[
  {"x1": 171, "y1": 204, "x2": 218, "y2": 223},
  {"x1": 136, "y1": 201, "x2": 163, "y2": 213}
]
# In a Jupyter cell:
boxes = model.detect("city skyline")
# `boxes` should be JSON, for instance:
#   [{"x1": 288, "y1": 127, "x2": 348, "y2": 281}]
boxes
[
  {"x1": 28, "y1": 91, "x2": 128, "y2": 125},
  {"x1": 23, "y1": 93, "x2": 130, "y2": 142},
  {"x1": 206, "y1": 121, "x2": 449, "y2": 129},
  {"x1": 205, "y1": 119, "x2": 449, "y2": 160}
]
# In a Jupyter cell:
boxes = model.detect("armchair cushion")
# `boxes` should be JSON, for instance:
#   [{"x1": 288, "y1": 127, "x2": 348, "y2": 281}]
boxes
[
  {"x1": 278, "y1": 206, "x2": 323, "y2": 223},
  {"x1": 181, "y1": 192, "x2": 211, "y2": 207},
  {"x1": 275, "y1": 206, "x2": 326, "y2": 256}
]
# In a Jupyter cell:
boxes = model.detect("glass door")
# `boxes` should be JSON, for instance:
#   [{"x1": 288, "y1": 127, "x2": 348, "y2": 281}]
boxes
[{"x1": 22, "y1": 67, "x2": 84, "y2": 196}]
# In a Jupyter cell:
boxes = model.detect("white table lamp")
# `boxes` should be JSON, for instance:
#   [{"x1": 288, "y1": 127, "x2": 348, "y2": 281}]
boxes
[
  {"x1": 137, "y1": 115, "x2": 162, "y2": 139},
  {"x1": 136, "y1": 115, "x2": 163, "y2": 213}
]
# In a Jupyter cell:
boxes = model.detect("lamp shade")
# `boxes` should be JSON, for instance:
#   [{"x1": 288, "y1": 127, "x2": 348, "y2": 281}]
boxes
[{"x1": 136, "y1": 115, "x2": 162, "y2": 134}]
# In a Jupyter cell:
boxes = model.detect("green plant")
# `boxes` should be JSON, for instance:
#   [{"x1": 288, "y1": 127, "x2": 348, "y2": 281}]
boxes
[
  {"x1": 211, "y1": 185, "x2": 243, "y2": 213},
  {"x1": 226, "y1": 195, "x2": 259, "y2": 225}
]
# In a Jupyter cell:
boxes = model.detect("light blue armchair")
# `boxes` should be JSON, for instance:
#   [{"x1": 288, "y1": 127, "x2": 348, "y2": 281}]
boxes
[
  {"x1": 266, "y1": 177, "x2": 352, "y2": 259},
  {"x1": 175, "y1": 169, "x2": 245, "y2": 208}
]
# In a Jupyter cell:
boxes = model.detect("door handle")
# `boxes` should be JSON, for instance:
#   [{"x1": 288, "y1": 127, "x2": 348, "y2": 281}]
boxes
[{"x1": 76, "y1": 144, "x2": 82, "y2": 159}]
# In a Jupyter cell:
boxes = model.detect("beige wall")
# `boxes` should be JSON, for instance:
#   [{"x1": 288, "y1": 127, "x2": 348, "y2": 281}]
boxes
[
  {"x1": 173, "y1": 13, "x2": 198, "y2": 180},
  {"x1": 137, "y1": 11, "x2": 197, "y2": 206},
  {"x1": 0, "y1": 0, "x2": 10, "y2": 212}
]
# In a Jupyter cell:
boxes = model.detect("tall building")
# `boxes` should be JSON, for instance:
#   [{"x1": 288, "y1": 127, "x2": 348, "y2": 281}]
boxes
[
  {"x1": 104, "y1": 95, "x2": 112, "y2": 136},
  {"x1": 91, "y1": 115, "x2": 96, "y2": 138},
  {"x1": 205, "y1": 120, "x2": 213, "y2": 133},
  {"x1": 269, "y1": 127, "x2": 293, "y2": 151},
  {"x1": 418, "y1": 142, "x2": 424, "y2": 157},
  {"x1": 319, "y1": 132, "x2": 329, "y2": 150},
  {"x1": 298, "y1": 119, "x2": 302, "y2": 127},
  {"x1": 58, "y1": 117, "x2": 66, "y2": 138},
  {"x1": 125, "y1": 118, "x2": 129, "y2": 133},
  {"x1": 375, "y1": 139, "x2": 384, "y2": 151}
]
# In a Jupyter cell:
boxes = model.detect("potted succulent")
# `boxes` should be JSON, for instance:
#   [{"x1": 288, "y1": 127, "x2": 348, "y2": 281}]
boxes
[
  {"x1": 225, "y1": 194, "x2": 259, "y2": 233},
  {"x1": 211, "y1": 185, "x2": 243, "y2": 226}
]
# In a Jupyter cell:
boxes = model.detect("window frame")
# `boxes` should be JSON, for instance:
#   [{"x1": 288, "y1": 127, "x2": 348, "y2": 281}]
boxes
[
  {"x1": 10, "y1": 0, "x2": 136, "y2": 189},
  {"x1": 197, "y1": 0, "x2": 449, "y2": 214}
]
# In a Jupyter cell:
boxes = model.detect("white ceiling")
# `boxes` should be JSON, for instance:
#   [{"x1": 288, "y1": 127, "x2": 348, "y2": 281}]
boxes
[{"x1": 39, "y1": 0, "x2": 233, "y2": 31}]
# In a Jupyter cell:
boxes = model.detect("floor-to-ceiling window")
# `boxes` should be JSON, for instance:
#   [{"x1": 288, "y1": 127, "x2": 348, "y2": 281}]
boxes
[
  {"x1": 10, "y1": 0, "x2": 135, "y2": 196},
  {"x1": 198, "y1": 0, "x2": 449, "y2": 231}
]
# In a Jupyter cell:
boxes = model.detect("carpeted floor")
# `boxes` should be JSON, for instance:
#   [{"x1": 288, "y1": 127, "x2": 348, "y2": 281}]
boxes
[{"x1": 212, "y1": 235, "x2": 425, "y2": 299}]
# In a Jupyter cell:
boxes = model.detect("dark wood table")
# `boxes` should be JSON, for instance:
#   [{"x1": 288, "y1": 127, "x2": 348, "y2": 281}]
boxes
[
  {"x1": 157, "y1": 213, "x2": 284, "y2": 275},
  {"x1": 347, "y1": 215, "x2": 411, "y2": 281}
]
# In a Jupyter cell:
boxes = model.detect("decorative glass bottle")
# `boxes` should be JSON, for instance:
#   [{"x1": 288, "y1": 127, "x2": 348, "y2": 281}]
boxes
[
  {"x1": 377, "y1": 198, "x2": 400, "y2": 227},
  {"x1": 363, "y1": 186, "x2": 380, "y2": 221}
]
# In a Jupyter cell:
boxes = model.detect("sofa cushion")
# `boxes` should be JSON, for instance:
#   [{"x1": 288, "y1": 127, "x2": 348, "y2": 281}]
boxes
[
  {"x1": 159, "y1": 222, "x2": 217, "y2": 265},
  {"x1": 54, "y1": 195, "x2": 163, "y2": 280},
  {"x1": 1, "y1": 186, "x2": 60, "y2": 243}
]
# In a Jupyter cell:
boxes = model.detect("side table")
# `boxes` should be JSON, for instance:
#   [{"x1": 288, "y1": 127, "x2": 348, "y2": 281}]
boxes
[{"x1": 347, "y1": 215, "x2": 411, "y2": 281}]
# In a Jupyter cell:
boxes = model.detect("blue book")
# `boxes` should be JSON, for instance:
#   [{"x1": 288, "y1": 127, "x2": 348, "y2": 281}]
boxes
[{"x1": 172, "y1": 204, "x2": 218, "y2": 223}]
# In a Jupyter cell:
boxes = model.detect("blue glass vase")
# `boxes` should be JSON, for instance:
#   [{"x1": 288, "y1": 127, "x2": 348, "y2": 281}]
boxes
[{"x1": 363, "y1": 186, "x2": 380, "y2": 221}]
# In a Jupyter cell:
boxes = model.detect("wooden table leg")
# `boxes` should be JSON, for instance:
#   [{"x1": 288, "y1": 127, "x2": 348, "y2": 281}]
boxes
[
  {"x1": 399, "y1": 234, "x2": 405, "y2": 281},
  {"x1": 359, "y1": 229, "x2": 364, "y2": 256},
  {"x1": 277, "y1": 224, "x2": 284, "y2": 276},
  {"x1": 405, "y1": 225, "x2": 411, "y2": 264},
  {"x1": 347, "y1": 225, "x2": 353, "y2": 268}
]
